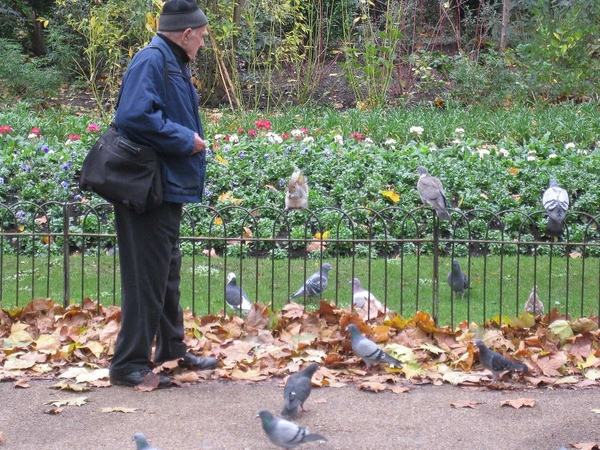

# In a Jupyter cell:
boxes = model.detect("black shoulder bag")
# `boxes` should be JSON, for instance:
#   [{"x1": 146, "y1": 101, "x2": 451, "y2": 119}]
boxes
[{"x1": 79, "y1": 46, "x2": 168, "y2": 214}]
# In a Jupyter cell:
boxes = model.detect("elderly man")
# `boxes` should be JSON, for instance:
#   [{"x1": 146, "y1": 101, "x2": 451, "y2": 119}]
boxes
[{"x1": 109, "y1": 0, "x2": 216, "y2": 388}]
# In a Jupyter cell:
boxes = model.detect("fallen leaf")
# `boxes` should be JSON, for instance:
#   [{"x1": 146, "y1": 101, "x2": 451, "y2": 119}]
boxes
[
  {"x1": 14, "y1": 378, "x2": 30, "y2": 388},
  {"x1": 571, "y1": 443, "x2": 599, "y2": 450},
  {"x1": 100, "y1": 407, "x2": 138, "y2": 413},
  {"x1": 44, "y1": 408, "x2": 64, "y2": 415},
  {"x1": 450, "y1": 400, "x2": 483, "y2": 409},
  {"x1": 133, "y1": 373, "x2": 160, "y2": 392},
  {"x1": 43, "y1": 396, "x2": 89, "y2": 408},
  {"x1": 591, "y1": 409, "x2": 600, "y2": 414},
  {"x1": 357, "y1": 381, "x2": 387, "y2": 392},
  {"x1": 500, "y1": 398, "x2": 536, "y2": 409}
]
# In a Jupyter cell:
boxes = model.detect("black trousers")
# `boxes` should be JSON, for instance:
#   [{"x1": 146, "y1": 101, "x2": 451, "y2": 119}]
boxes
[{"x1": 109, "y1": 201, "x2": 187, "y2": 377}]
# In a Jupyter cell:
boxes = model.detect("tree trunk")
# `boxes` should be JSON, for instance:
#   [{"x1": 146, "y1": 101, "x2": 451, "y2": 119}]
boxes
[
  {"x1": 499, "y1": 0, "x2": 511, "y2": 51},
  {"x1": 29, "y1": 9, "x2": 47, "y2": 56},
  {"x1": 232, "y1": 0, "x2": 245, "y2": 51}
]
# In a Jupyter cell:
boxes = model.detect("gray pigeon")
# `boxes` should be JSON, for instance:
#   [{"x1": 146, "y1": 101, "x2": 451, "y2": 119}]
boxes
[
  {"x1": 524, "y1": 285, "x2": 544, "y2": 316},
  {"x1": 475, "y1": 339, "x2": 528, "y2": 381},
  {"x1": 225, "y1": 272, "x2": 252, "y2": 315},
  {"x1": 416, "y1": 166, "x2": 450, "y2": 220},
  {"x1": 257, "y1": 408, "x2": 327, "y2": 448},
  {"x1": 133, "y1": 432, "x2": 160, "y2": 450},
  {"x1": 290, "y1": 263, "x2": 333, "y2": 300},
  {"x1": 542, "y1": 178, "x2": 569, "y2": 238},
  {"x1": 282, "y1": 362, "x2": 318, "y2": 418},
  {"x1": 351, "y1": 278, "x2": 384, "y2": 310},
  {"x1": 446, "y1": 259, "x2": 470, "y2": 299},
  {"x1": 346, "y1": 323, "x2": 402, "y2": 371}
]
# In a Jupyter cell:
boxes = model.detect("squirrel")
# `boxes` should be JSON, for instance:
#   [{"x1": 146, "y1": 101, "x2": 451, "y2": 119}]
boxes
[{"x1": 285, "y1": 170, "x2": 308, "y2": 210}]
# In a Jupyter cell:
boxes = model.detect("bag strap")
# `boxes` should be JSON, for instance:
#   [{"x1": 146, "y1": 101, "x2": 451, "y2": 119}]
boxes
[{"x1": 115, "y1": 45, "x2": 169, "y2": 110}]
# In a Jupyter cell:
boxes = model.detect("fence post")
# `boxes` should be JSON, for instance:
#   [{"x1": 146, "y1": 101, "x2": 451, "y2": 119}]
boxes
[
  {"x1": 432, "y1": 217, "x2": 440, "y2": 325},
  {"x1": 62, "y1": 203, "x2": 70, "y2": 308}
]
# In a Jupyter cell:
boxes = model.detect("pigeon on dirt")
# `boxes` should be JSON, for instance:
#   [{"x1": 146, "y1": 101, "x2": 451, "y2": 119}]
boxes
[
  {"x1": 475, "y1": 339, "x2": 528, "y2": 381},
  {"x1": 285, "y1": 170, "x2": 309, "y2": 210},
  {"x1": 351, "y1": 278, "x2": 384, "y2": 310},
  {"x1": 290, "y1": 263, "x2": 333, "y2": 300},
  {"x1": 542, "y1": 178, "x2": 569, "y2": 238},
  {"x1": 133, "y1": 432, "x2": 161, "y2": 450},
  {"x1": 416, "y1": 166, "x2": 450, "y2": 220},
  {"x1": 346, "y1": 323, "x2": 402, "y2": 370},
  {"x1": 257, "y1": 408, "x2": 327, "y2": 448},
  {"x1": 282, "y1": 363, "x2": 319, "y2": 418},
  {"x1": 524, "y1": 285, "x2": 544, "y2": 316},
  {"x1": 446, "y1": 259, "x2": 470, "y2": 299},
  {"x1": 225, "y1": 272, "x2": 252, "y2": 315}
]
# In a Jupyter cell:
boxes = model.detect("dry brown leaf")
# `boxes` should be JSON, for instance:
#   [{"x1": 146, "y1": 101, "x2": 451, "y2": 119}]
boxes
[
  {"x1": 535, "y1": 352, "x2": 567, "y2": 377},
  {"x1": 132, "y1": 373, "x2": 160, "y2": 392},
  {"x1": 450, "y1": 400, "x2": 483, "y2": 409},
  {"x1": 100, "y1": 407, "x2": 138, "y2": 413},
  {"x1": 44, "y1": 408, "x2": 64, "y2": 415},
  {"x1": 174, "y1": 371, "x2": 199, "y2": 383},
  {"x1": 14, "y1": 378, "x2": 30, "y2": 388},
  {"x1": 571, "y1": 443, "x2": 599, "y2": 450},
  {"x1": 390, "y1": 386, "x2": 410, "y2": 394},
  {"x1": 500, "y1": 398, "x2": 536, "y2": 409},
  {"x1": 357, "y1": 381, "x2": 387, "y2": 392}
]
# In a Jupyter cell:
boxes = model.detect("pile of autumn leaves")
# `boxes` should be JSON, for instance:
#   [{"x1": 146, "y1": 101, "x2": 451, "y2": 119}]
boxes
[{"x1": 1, "y1": 297, "x2": 600, "y2": 392}]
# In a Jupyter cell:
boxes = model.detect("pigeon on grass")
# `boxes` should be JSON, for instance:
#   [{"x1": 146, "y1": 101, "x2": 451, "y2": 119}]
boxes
[
  {"x1": 524, "y1": 285, "x2": 544, "y2": 316},
  {"x1": 225, "y1": 272, "x2": 252, "y2": 315},
  {"x1": 351, "y1": 278, "x2": 384, "y2": 310},
  {"x1": 416, "y1": 166, "x2": 450, "y2": 220},
  {"x1": 542, "y1": 178, "x2": 569, "y2": 238},
  {"x1": 446, "y1": 259, "x2": 470, "y2": 299},
  {"x1": 282, "y1": 363, "x2": 318, "y2": 418},
  {"x1": 475, "y1": 339, "x2": 528, "y2": 381},
  {"x1": 257, "y1": 409, "x2": 327, "y2": 449},
  {"x1": 133, "y1": 432, "x2": 161, "y2": 450},
  {"x1": 290, "y1": 263, "x2": 333, "y2": 300},
  {"x1": 346, "y1": 323, "x2": 402, "y2": 371}
]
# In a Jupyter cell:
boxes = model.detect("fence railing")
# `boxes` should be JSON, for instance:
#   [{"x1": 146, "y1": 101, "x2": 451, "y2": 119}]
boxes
[{"x1": 1, "y1": 201, "x2": 599, "y2": 328}]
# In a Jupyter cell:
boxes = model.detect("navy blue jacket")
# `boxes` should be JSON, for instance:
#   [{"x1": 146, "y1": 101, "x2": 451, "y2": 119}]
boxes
[{"x1": 115, "y1": 35, "x2": 206, "y2": 204}]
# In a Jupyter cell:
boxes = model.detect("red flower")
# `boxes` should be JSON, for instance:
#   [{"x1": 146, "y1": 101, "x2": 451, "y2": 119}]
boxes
[
  {"x1": 237, "y1": 127, "x2": 244, "y2": 133},
  {"x1": 282, "y1": 132, "x2": 290, "y2": 139},
  {"x1": 30, "y1": 127, "x2": 41, "y2": 135},
  {"x1": 0, "y1": 125, "x2": 14, "y2": 134},
  {"x1": 248, "y1": 129, "x2": 257, "y2": 137},
  {"x1": 350, "y1": 132, "x2": 365, "y2": 141},
  {"x1": 224, "y1": 135, "x2": 230, "y2": 142},
  {"x1": 68, "y1": 134, "x2": 81, "y2": 141},
  {"x1": 254, "y1": 119, "x2": 272, "y2": 130}
]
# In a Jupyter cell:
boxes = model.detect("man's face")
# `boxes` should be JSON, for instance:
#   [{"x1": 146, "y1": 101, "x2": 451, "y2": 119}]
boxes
[{"x1": 182, "y1": 25, "x2": 209, "y2": 61}]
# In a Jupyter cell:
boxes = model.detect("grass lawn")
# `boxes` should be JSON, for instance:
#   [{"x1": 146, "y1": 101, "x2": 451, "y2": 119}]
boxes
[{"x1": 2, "y1": 254, "x2": 599, "y2": 327}]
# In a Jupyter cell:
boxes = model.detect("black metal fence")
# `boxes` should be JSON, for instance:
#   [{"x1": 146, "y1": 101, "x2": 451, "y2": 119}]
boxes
[{"x1": 1, "y1": 201, "x2": 599, "y2": 328}]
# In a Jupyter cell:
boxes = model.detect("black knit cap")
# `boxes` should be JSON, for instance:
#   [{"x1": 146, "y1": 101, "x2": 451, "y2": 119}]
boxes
[{"x1": 158, "y1": 0, "x2": 208, "y2": 32}]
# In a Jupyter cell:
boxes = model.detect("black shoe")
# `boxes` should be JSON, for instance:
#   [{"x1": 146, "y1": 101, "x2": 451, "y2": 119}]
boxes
[
  {"x1": 110, "y1": 369, "x2": 171, "y2": 388},
  {"x1": 179, "y1": 353, "x2": 218, "y2": 370}
]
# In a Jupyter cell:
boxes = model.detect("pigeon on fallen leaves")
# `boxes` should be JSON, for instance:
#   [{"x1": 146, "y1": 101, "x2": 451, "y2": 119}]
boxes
[
  {"x1": 290, "y1": 263, "x2": 333, "y2": 300},
  {"x1": 346, "y1": 323, "x2": 402, "y2": 371},
  {"x1": 542, "y1": 178, "x2": 569, "y2": 238},
  {"x1": 446, "y1": 259, "x2": 470, "y2": 299},
  {"x1": 282, "y1": 362, "x2": 318, "y2": 418},
  {"x1": 225, "y1": 272, "x2": 252, "y2": 315},
  {"x1": 416, "y1": 166, "x2": 450, "y2": 220},
  {"x1": 257, "y1": 408, "x2": 327, "y2": 449},
  {"x1": 475, "y1": 339, "x2": 527, "y2": 381},
  {"x1": 351, "y1": 278, "x2": 384, "y2": 310},
  {"x1": 285, "y1": 170, "x2": 309, "y2": 210},
  {"x1": 133, "y1": 432, "x2": 161, "y2": 450},
  {"x1": 524, "y1": 285, "x2": 544, "y2": 316}
]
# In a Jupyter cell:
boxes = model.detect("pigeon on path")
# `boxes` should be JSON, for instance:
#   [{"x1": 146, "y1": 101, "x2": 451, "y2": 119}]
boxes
[
  {"x1": 346, "y1": 323, "x2": 402, "y2": 371},
  {"x1": 225, "y1": 272, "x2": 252, "y2": 315},
  {"x1": 524, "y1": 285, "x2": 544, "y2": 316},
  {"x1": 282, "y1": 363, "x2": 319, "y2": 418},
  {"x1": 257, "y1": 409, "x2": 327, "y2": 448},
  {"x1": 285, "y1": 170, "x2": 309, "y2": 210},
  {"x1": 475, "y1": 339, "x2": 528, "y2": 381},
  {"x1": 351, "y1": 278, "x2": 384, "y2": 310},
  {"x1": 542, "y1": 178, "x2": 569, "y2": 238},
  {"x1": 133, "y1": 432, "x2": 161, "y2": 450},
  {"x1": 290, "y1": 263, "x2": 333, "y2": 300},
  {"x1": 416, "y1": 166, "x2": 450, "y2": 220},
  {"x1": 446, "y1": 259, "x2": 470, "y2": 299}
]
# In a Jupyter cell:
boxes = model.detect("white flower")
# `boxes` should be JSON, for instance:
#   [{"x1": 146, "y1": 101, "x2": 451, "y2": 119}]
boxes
[
  {"x1": 384, "y1": 138, "x2": 397, "y2": 146},
  {"x1": 228, "y1": 134, "x2": 239, "y2": 144},
  {"x1": 452, "y1": 139, "x2": 461, "y2": 145},
  {"x1": 527, "y1": 155, "x2": 536, "y2": 161},
  {"x1": 302, "y1": 136, "x2": 314, "y2": 144},
  {"x1": 528, "y1": 150, "x2": 537, "y2": 155},
  {"x1": 477, "y1": 148, "x2": 490, "y2": 159},
  {"x1": 498, "y1": 148, "x2": 509, "y2": 157},
  {"x1": 214, "y1": 134, "x2": 225, "y2": 140},
  {"x1": 429, "y1": 146, "x2": 438, "y2": 152},
  {"x1": 333, "y1": 134, "x2": 344, "y2": 145},
  {"x1": 565, "y1": 142, "x2": 575, "y2": 149},
  {"x1": 291, "y1": 129, "x2": 306, "y2": 137},
  {"x1": 266, "y1": 132, "x2": 283, "y2": 144},
  {"x1": 548, "y1": 153, "x2": 558, "y2": 159},
  {"x1": 454, "y1": 127, "x2": 465, "y2": 135},
  {"x1": 409, "y1": 126, "x2": 424, "y2": 135},
  {"x1": 577, "y1": 148, "x2": 588, "y2": 155},
  {"x1": 364, "y1": 137, "x2": 374, "y2": 147}
]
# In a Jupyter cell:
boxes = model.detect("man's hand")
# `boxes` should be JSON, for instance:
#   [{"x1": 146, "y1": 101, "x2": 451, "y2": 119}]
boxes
[{"x1": 192, "y1": 133, "x2": 206, "y2": 154}]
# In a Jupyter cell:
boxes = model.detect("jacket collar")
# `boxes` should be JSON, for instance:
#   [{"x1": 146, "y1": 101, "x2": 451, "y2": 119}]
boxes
[{"x1": 156, "y1": 33, "x2": 190, "y2": 64}]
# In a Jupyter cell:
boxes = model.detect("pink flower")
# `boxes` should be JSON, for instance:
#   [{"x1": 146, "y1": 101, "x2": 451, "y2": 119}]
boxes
[
  {"x1": 282, "y1": 132, "x2": 290, "y2": 139},
  {"x1": 299, "y1": 127, "x2": 309, "y2": 134},
  {"x1": 224, "y1": 135, "x2": 230, "y2": 142},
  {"x1": 86, "y1": 123, "x2": 101, "y2": 132},
  {"x1": 30, "y1": 127, "x2": 41, "y2": 135},
  {"x1": 0, "y1": 125, "x2": 13, "y2": 134},
  {"x1": 68, "y1": 134, "x2": 81, "y2": 141},
  {"x1": 237, "y1": 127, "x2": 244, "y2": 133},
  {"x1": 248, "y1": 129, "x2": 257, "y2": 137},
  {"x1": 254, "y1": 119, "x2": 272, "y2": 130},
  {"x1": 350, "y1": 132, "x2": 365, "y2": 141}
]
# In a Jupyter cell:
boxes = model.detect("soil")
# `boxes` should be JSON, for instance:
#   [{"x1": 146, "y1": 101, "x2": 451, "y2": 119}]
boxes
[{"x1": 1, "y1": 378, "x2": 598, "y2": 449}]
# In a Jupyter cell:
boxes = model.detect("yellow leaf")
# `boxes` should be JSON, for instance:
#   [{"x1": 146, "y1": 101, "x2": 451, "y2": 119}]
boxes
[
  {"x1": 214, "y1": 217, "x2": 223, "y2": 226},
  {"x1": 216, "y1": 154, "x2": 228, "y2": 165},
  {"x1": 509, "y1": 167, "x2": 519, "y2": 176},
  {"x1": 314, "y1": 231, "x2": 330, "y2": 240},
  {"x1": 84, "y1": 341, "x2": 104, "y2": 358},
  {"x1": 380, "y1": 190, "x2": 400, "y2": 203}
]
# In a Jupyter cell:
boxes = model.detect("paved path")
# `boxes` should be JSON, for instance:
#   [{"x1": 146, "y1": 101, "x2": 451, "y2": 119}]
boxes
[{"x1": 0, "y1": 379, "x2": 598, "y2": 449}]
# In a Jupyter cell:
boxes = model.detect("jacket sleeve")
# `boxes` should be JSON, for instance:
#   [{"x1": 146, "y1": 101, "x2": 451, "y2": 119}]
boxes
[{"x1": 114, "y1": 50, "x2": 196, "y2": 156}]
